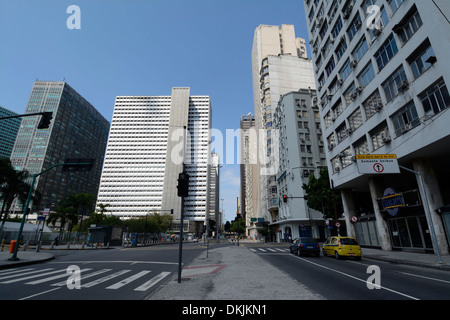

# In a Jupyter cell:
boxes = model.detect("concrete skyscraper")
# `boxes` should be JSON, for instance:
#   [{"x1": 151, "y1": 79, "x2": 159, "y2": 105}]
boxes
[
  {"x1": 303, "y1": 0, "x2": 450, "y2": 254},
  {"x1": 251, "y1": 24, "x2": 316, "y2": 233},
  {"x1": 96, "y1": 87, "x2": 212, "y2": 235}
]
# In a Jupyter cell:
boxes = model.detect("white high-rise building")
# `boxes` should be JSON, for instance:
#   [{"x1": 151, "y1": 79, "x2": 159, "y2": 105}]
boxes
[
  {"x1": 303, "y1": 0, "x2": 450, "y2": 254},
  {"x1": 96, "y1": 88, "x2": 211, "y2": 234},
  {"x1": 251, "y1": 24, "x2": 316, "y2": 236}
]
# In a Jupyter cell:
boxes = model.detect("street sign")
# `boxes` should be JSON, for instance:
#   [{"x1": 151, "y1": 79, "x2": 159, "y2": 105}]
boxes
[
  {"x1": 355, "y1": 154, "x2": 400, "y2": 174},
  {"x1": 351, "y1": 216, "x2": 358, "y2": 223},
  {"x1": 43, "y1": 208, "x2": 50, "y2": 216},
  {"x1": 335, "y1": 222, "x2": 341, "y2": 228}
]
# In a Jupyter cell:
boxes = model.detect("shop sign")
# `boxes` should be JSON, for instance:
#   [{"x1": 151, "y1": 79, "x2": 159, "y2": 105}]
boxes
[{"x1": 381, "y1": 187, "x2": 405, "y2": 216}]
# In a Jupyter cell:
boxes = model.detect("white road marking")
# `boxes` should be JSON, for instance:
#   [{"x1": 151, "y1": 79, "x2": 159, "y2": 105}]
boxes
[
  {"x1": 291, "y1": 255, "x2": 420, "y2": 300},
  {"x1": 26, "y1": 268, "x2": 93, "y2": 285},
  {"x1": 82, "y1": 270, "x2": 132, "y2": 288},
  {"x1": 398, "y1": 272, "x2": 450, "y2": 284},
  {"x1": 106, "y1": 270, "x2": 152, "y2": 289},
  {"x1": 134, "y1": 271, "x2": 171, "y2": 292}
]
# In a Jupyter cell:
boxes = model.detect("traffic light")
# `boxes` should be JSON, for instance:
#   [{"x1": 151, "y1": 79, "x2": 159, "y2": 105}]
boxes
[
  {"x1": 37, "y1": 112, "x2": 53, "y2": 129},
  {"x1": 177, "y1": 172, "x2": 189, "y2": 197},
  {"x1": 62, "y1": 158, "x2": 94, "y2": 172},
  {"x1": 283, "y1": 195, "x2": 288, "y2": 202}
]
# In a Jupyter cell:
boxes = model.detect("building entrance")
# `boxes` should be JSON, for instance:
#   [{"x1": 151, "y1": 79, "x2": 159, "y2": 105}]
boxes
[{"x1": 388, "y1": 215, "x2": 433, "y2": 251}]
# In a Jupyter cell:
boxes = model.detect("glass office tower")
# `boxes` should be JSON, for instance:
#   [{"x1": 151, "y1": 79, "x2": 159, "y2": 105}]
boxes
[{"x1": 9, "y1": 81, "x2": 110, "y2": 215}]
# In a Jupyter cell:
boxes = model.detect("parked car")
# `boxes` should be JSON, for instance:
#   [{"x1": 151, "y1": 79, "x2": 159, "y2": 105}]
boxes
[
  {"x1": 290, "y1": 237, "x2": 320, "y2": 257},
  {"x1": 322, "y1": 236, "x2": 361, "y2": 260}
]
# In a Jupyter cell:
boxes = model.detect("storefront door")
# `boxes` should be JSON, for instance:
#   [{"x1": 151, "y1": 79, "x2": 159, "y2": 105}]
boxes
[{"x1": 388, "y1": 215, "x2": 432, "y2": 250}]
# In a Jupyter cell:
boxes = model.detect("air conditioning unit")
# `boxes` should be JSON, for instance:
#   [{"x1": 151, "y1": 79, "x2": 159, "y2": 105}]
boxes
[
  {"x1": 350, "y1": 60, "x2": 358, "y2": 69},
  {"x1": 346, "y1": 128, "x2": 353, "y2": 135},
  {"x1": 350, "y1": 92, "x2": 358, "y2": 100},
  {"x1": 383, "y1": 137, "x2": 392, "y2": 143},
  {"x1": 327, "y1": 94, "x2": 333, "y2": 100},
  {"x1": 398, "y1": 80, "x2": 409, "y2": 92},
  {"x1": 335, "y1": 167, "x2": 341, "y2": 172},
  {"x1": 338, "y1": 152, "x2": 346, "y2": 158},
  {"x1": 373, "y1": 28, "x2": 382, "y2": 37},
  {"x1": 357, "y1": 86, "x2": 364, "y2": 93},
  {"x1": 330, "y1": 36, "x2": 336, "y2": 43},
  {"x1": 343, "y1": 6, "x2": 352, "y2": 19},
  {"x1": 328, "y1": 143, "x2": 335, "y2": 151},
  {"x1": 355, "y1": 21, "x2": 362, "y2": 30},
  {"x1": 374, "y1": 103, "x2": 383, "y2": 111},
  {"x1": 338, "y1": 79, "x2": 344, "y2": 86},
  {"x1": 331, "y1": 115, "x2": 337, "y2": 121}
]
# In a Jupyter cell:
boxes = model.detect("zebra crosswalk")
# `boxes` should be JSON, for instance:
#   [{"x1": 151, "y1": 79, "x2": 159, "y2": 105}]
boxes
[
  {"x1": 0, "y1": 266, "x2": 172, "y2": 292},
  {"x1": 248, "y1": 247, "x2": 290, "y2": 253}
]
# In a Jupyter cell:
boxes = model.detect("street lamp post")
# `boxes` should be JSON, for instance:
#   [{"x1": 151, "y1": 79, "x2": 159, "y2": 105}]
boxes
[{"x1": 9, "y1": 161, "x2": 93, "y2": 261}]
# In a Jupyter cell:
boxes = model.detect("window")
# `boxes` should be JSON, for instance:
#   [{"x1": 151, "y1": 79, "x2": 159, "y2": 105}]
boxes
[
  {"x1": 370, "y1": 122, "x2": 390, "y2": 150},
  {"x1": 347, "y1": 14, "x2": 362, "y2": 42},
  {"x1": 335, "y1": 38, "x2": 348, "y2": 61},
  {"x1": 367, "y1": 6, "x2": 389, "y2": 40},
  {"x1": 420, "y1": 79, "x2": 450, "y2": 116},
  {"x1": 395, "y1": 6, "x2": 423, "y2": 44},
  {"x1": 340, "y1": 59, "x2": 352, "y2": 81},
  {"x1": 331, "y1": 156, "x2": 340, "y2": 173},
  {"x1": 389, "y1": 0, "x2": 405, "y2": 14},
  {"x1": 375, "y1": 34, "x2": 398, "y2": 71},
  {"x1": 326, "y1": 57, "x2": 336, "y2": 77},
  {"x1": 352, "y1": 37, "x2": 368, "y2": 62},
  {"x1": 407, "y1": 40, "x2": 436, "y2": 79},
  {"x1": 336, "y1": 124, "x2": 349, "y2": 143},
  {"x1": 331, "y1": 17, "x2": 343, "y2": 38},
  {"x1": 354, "y1": 138, "x2": 370, "y2": 155},
  {"x1": 382, "y1": 66, "x2": 408, "y2": 102},
  {"x1": 344, "y1": 82, "x2": 357, "y2": 106},
  {"x1": 363, "y1": 89, "x2": 383, "y2": 119},
  {"x1": 358, "y1": 63, "x2": 375, "y2": 88},
  {"x1": 340, "y1": 147, "x2": 353, "y2": 168},
  {"x1": 391, "y1": 101, "x2": 420, "y2": 136},
  {"x1": 348, "y1": 108, "x2": 363, "y2": 131}
]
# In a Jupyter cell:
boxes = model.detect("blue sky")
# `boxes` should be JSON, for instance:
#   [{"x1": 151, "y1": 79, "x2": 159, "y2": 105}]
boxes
[{"x1": 0, "y1": 0, "x2": 309, "y2": 223}]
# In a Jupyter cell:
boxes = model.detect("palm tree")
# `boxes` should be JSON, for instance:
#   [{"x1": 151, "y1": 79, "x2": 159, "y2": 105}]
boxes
[
  {"x1": 71, "y1": 193, "x2": 96, "y2": 232},
  {"x1": 0, "y1": 158, "x2": 41, "y2": 230},
  {"x1": 47, "y1": 205, "x2": 78, "y2": 239}
]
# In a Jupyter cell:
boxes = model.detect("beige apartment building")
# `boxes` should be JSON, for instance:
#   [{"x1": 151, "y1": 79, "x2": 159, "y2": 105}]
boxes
[{"x1": 251, "y1": 24, "x2": 316, "y2": 238}]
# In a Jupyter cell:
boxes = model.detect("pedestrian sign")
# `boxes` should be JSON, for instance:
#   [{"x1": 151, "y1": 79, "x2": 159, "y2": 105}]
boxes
[{"x1": 355, "y1": 154, "x2": 400, "y2": 174}]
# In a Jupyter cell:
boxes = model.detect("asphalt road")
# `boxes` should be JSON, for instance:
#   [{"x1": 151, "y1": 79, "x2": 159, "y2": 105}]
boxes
[
  {"x1": 251, "y1": 245, "x2": 450, "y2": 300},
  {"x1": 0, "y1": 242, "x2": 206, "y2": 300}
]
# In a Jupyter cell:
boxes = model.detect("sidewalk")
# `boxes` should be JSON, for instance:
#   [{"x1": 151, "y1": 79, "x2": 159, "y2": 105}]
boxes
[{"x1": 148, "y1": 244, "x2": 324, "y2": 300}]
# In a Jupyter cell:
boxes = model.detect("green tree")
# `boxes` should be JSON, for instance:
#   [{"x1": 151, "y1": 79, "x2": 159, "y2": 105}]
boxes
[
  {"x1": 47, "y1": 205, "x2": 78, "y2": 237},
  {"x1": 230, "y1": 218, "x2": 246, "y2": 235},
  {"x1": 302, "y1": 167, "x2": 343, "y2": 220},
  {"x1": 0, "y1": 158, "x2": 41, "y2": 229}
]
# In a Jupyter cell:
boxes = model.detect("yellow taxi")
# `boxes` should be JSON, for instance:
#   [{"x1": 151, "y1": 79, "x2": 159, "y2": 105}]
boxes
[{"x1": 322, "y1": 236, "x2": 361, "y2": 260}]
